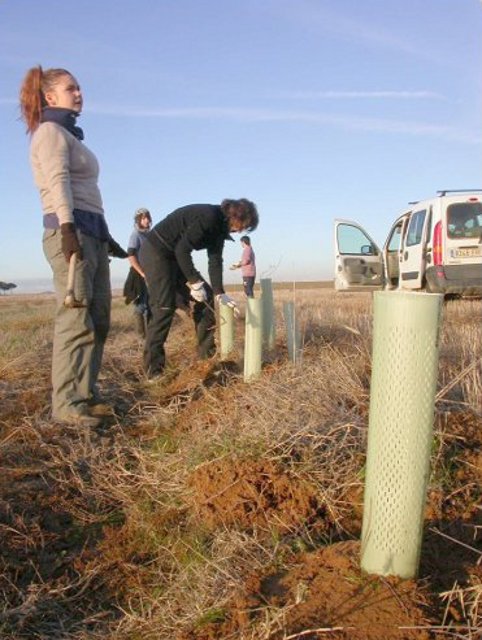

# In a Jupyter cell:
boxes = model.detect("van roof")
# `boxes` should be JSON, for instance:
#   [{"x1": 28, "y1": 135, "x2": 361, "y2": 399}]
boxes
[
  {"x1": 407, "y1": 189, "x2": 482, "y2": 206},
  {"x1": 436, "y1": 189, "x2": 482, "y2": 196}
]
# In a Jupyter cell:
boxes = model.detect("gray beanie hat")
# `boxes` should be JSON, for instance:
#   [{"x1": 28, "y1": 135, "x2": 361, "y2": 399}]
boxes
[{"x1": 134, "y1": 207, "x2": 151, "y2": 223}]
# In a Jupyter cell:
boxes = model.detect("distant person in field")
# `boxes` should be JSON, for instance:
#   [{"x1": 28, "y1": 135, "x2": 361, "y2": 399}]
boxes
[
  {"x1": 230, "y1": 235, "x2": 256, "y2": 298},
  {"x1": 123, "y1": 207, "x2": 152, "y2": 337},
  {"x1": 19, "y1": 65, "x2": 127, "y2": 428},
  {"x1": 139, "y1": 198, "x2": 259, "y2": 380}
]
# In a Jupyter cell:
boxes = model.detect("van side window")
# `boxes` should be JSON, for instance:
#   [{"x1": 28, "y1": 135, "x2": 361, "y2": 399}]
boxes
[
  {"x1": 447, "y1": 203, "x2": 482, "y2": 238},
  {"x1": 406, "y1": 210, "x2": 426, "y2": 247},
  {"x1": 337, "y1": 224, "x2": 378, "y2": 255},
  {"x1": 387, "y1": 223, "x2": 402, "y2": 252}
]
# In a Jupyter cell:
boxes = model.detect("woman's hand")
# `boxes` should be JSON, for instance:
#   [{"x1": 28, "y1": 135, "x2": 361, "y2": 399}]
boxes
[{"x1": 60, "y1": 223, "x2": 82, "y2": 261}]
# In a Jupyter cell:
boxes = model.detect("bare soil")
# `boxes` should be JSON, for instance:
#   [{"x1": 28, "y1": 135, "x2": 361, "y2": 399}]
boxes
[
  {"x1": 0, "y1": 292, "x2": 481, "y2": 640},
  {"x1": 179, "y1": 411, "x2": 481, "y2": 640}
]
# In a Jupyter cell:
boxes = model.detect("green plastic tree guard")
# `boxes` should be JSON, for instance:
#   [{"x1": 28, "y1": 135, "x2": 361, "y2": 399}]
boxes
[
  {"x1": 260, "y1": 278, "x2": 275, "y2": 350},
  {"x1": 283, "y1": 301, "x2": 302, "y2": 364},
  {"x1": 361, "y1": 291, "x2": 443, "y2": 579},
  {"x1": 244, "y1": 298, "x2": 263, "y2": 382},
  {"x1": 219, "y1": 304, "x2": 235, "y2": 360}
]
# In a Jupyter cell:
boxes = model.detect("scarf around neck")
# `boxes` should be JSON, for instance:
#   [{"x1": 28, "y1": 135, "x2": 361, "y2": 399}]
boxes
[{"x1": 41, "y1": 107, "x2": 84, "y2": 140}]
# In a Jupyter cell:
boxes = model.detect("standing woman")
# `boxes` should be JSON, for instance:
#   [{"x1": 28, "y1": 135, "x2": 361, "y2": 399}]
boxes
[
  {"x1": 230, "y1": 235, "x2": 256, "y2": 298},
  {"x1": 19, "y1": 65, "x2": 126, "y2": 427}
]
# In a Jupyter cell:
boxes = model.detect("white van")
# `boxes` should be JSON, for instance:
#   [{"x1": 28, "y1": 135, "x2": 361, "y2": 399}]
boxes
[{"x1": 334, "y1": 190, "x2": 482, "y2": 298}]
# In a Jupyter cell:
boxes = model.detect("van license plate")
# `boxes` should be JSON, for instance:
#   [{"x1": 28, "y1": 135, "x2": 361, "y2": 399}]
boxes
[{"x1": 451, "y1": 247, "x2": 481, "y2": 258}]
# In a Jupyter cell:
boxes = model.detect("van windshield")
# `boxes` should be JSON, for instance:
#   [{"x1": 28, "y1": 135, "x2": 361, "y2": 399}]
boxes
[{"x1": 447, "y1": 202, "x2": 482, "y2": 239}]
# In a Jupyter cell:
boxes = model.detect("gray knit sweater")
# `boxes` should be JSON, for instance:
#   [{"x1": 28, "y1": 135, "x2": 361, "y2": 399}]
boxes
[{"x1": 30, "y1": 122, "x2": 104, "y2": 225}]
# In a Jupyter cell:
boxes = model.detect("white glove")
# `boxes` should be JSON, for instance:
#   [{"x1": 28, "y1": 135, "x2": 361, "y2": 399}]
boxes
[
  {"x1": 189, "y1": 281, "x2": 207, "y2": 303},
  {"x1": 216, "y1": 293, "x2": 239, "y2": 315},
  {"x1": 229, "y1": 262, "x2": 240, "y2": 270}
]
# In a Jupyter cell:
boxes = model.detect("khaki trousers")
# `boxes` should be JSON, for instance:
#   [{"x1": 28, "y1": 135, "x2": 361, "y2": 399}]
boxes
[{"x1": 43, "y1": 229, "x2": 111, "y2": 419}]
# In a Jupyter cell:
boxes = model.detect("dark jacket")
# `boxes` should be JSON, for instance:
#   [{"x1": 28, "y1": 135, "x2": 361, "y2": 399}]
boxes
[
  {"x1": 146, "y1": 204, "x2": 232, "y2": 295},
  {"x1": 123, "y1": 267, "x2": 146, "y2": 305}
]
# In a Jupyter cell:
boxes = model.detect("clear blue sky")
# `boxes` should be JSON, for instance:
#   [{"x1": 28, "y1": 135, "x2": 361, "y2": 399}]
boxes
[{"x1": 1, "y1": 0, "x2": 481, "y2": 290}]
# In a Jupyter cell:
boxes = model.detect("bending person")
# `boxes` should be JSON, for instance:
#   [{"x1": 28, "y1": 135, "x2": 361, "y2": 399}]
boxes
[{"x1": 140, "y1": 199, "x2": 259, "y2": 380}]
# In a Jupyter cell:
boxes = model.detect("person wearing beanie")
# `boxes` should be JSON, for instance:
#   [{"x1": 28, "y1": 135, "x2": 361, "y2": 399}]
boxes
[{"x1": 124, "y1": 207, "x2": 152, "y2": 337}]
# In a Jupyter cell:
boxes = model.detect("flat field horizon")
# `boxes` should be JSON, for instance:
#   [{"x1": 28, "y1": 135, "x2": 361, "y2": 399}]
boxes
[{"x1": 1, "y1": 278, "x2": 334, "y2": 296}]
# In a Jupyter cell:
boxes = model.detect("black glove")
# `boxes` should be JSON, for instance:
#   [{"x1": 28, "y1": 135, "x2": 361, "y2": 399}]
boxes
[
  {"x1": 108, "y1": 236, "x2": 128, "y2": 259},
  {"x1": 60, "y1": 223, "x2": 82, "y2": 261}
]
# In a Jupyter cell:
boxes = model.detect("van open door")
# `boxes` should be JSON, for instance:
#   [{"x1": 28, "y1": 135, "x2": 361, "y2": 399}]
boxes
[
  {"x1": 398, "y1": 207, "x2": 429, "y2": 290},
  {"x1": 334, "y1": 219, "x2": 384, "y2": 291}
]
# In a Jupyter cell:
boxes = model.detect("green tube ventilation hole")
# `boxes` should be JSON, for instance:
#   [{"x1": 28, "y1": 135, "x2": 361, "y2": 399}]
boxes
[{"x1": 361, "y1": 291, "x2": 443, "y2": 579}]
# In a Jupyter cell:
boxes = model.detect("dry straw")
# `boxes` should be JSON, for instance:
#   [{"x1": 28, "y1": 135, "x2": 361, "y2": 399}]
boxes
[{"x1": 0, "y1": 290, "x2": 480, "y2": 639}]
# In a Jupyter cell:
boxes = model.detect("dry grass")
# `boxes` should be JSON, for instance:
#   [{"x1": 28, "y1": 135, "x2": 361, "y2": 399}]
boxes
[{"x1": 0, "y1": 289, "x2": 481, "y2": 640}]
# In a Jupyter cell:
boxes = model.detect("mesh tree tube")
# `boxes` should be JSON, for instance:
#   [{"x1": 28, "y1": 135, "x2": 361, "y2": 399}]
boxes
[
  {"x1": 260, "y1": 278, "x2": 275, "y2": 350},
  {"x1": 361, "y1": 291, "x2": 443, "y2": 579},
  {"x1": 283, "y1": 301, "x2": 302, "y2": 365},
  {"x1": 244, "y1": 298, "x2": 263, "y2": 382},
  {"x1": 219, "y1": 304, "x2": 235, "y2": 359}
]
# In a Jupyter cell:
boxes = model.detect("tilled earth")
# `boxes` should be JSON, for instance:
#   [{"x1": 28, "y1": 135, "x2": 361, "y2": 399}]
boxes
[
  {"x1": 0, "y1": 296, "x2": 481, "y2": 640},
  {"x1": 1, "y1": 382, "x2": 480, "y2": 639}
]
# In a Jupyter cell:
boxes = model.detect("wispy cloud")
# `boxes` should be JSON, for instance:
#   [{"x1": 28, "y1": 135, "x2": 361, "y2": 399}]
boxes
[
  {"x1": 87, "y1": 102, "x2": 481, "y2": 145},
  {"x1": 283, "y1": 90, "x2": 446, "y2": 101},
  {"x1": 273, "y1": 0, "x2": 451, "y2": 64}
]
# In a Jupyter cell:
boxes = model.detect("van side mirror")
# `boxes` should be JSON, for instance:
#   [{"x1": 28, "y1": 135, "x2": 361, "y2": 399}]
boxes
[{"x1": 361, "y1": 244, "x2": 376, "y2": 256}]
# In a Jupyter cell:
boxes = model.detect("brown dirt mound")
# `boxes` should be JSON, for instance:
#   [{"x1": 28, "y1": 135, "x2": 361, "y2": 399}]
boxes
[
  {"x1": 185, "y1": 541, "x2": 436, "y2": 640},
  {"x1": 269, "y1": 541, "x2": 434, "y2": 639},
  {"x1": 187, "y1": 457, "x2": 327, "y2": 533}
]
